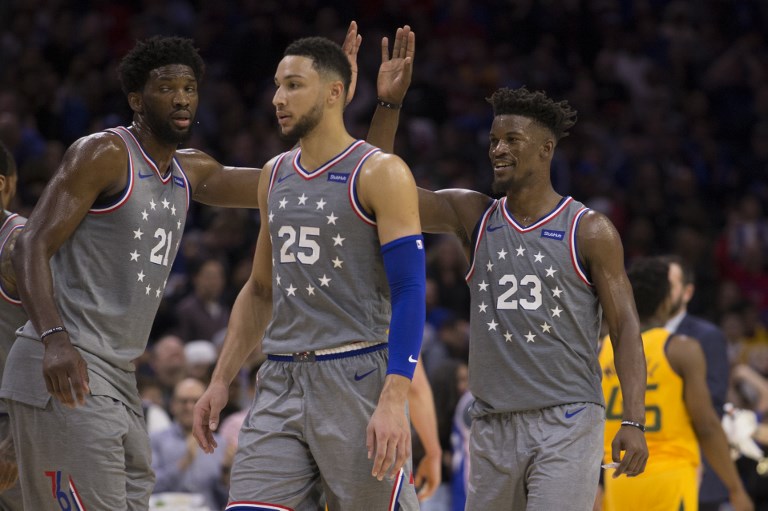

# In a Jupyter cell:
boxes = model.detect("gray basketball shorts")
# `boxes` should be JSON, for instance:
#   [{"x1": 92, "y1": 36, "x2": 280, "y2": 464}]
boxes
[
  {"x1": 228, "y1": 344, "x2": 418, "y2": 511},
  {"x1": 465, "y1": 402, "x2": 604, "y2": 511},
  {"x1": 7, "y1": 394, "x2": 154, "y2": 511},
  {"x1": 0, "y1": 414, "x2": 22, "y2": 511}
]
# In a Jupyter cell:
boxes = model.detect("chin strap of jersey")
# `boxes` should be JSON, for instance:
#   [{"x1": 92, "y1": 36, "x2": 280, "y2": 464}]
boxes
[{"x1": 381, "y1": 234, "x2": 426, "y2": 380}]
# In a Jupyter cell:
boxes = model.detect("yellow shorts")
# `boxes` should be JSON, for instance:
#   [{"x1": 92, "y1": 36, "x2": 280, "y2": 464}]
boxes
[{"x1": 603, "y1": 464, "x2": 697, "y2": 511}]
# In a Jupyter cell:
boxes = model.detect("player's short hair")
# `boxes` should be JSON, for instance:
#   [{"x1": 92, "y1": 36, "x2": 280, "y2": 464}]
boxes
[
  {"x1": 118, "y1": 36, "x2": 205, "y2": 94},
  {"x1": 487, "y1": 87, "x2": 577, "y2": 141},
  {"x1": 0, "y1": 141, "x2": 15, "y2": 177},
  {"x1": 284, "y1": 37, "x2": 351, "y2": 95},
  {"x1": 627, "y1": 257, "x2": 671, "y2": 322}
]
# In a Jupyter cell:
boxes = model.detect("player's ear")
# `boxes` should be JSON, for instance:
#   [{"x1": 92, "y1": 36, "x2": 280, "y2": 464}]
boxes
[
  {"x1": 128, "y1": 92, "x2": 143, "y2": 114},
  {"x1": 327, "y1": 80, "x2": 344, "y2": 107},
  {"x1": 540, "y1": 138, "x2": 554, "y2": 160}
]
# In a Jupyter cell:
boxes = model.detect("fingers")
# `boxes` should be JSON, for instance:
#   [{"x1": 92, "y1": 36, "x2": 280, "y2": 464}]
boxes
[
  {"x1": 405, "y1": 28, "x2": 415, "y2": 63},
  {"x1": 193, "y1": 394, "x2": 220, "y2": 453},
  {"x1": 391, "y1": 27, "x2": 403, "y2": 59},
  {"x1": 387, "y1": 434, "x2": 410, "y2": 480},
  {"x1": 380, "y1": 36, "x2": 390, "y2": 63}
]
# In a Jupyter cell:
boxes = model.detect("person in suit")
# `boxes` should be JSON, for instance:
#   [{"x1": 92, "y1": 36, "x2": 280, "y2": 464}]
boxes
[{"x1": 663, "y1": 255, "x2": 731, "y2": 511}]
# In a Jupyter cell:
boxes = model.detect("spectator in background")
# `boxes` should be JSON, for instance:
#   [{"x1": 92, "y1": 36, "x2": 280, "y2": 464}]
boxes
[
  {"x1": 662, "y1": 255, "x2": 731, "y2": 511},
  {"x1": 184, "y1": 339, "x2": 218, "y2": 382},
  {"x1": 174, "y1": 257, "x2": 230, "y2": 343},
  {"x1": 149, "y1": 334, "x2": 187, "y2": 409},
  {"x1": 151, "y1": 377, "x2": 227, "y2": 510}
]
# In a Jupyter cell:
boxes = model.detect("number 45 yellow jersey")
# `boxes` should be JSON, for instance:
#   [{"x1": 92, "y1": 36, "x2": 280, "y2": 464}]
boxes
[{"x1": 599, "y1": 327, "x2": 700, "y2": 472}]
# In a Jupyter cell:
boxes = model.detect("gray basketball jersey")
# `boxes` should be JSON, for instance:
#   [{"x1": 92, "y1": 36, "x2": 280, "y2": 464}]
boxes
[
  {"x1": 0, "y1": 212, "x2": 27, "y2": 414},
  {"x1": 466, "y1": 196, "x2": 604, "y2": 415},
  {"x1": 263, "y1": 140, "x2": 391, "y2": 353},
  {"x1": 12, "y1": 126, "x2": 189, "y2": 411}
]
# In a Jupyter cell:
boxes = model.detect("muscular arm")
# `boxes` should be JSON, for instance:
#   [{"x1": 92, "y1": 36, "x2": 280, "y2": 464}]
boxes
[
  {"x1": 178, "y1": 149, "x2": 261, "y2": 208},
  {"x1": 578, "y1": 211, "x2": 648, "y2": 476},
  {"x1": 0, "y1": 226, "x2": 22, "y2": 297},
  {"x1": 12, "y1": 133, "x2": 128, "y2": 406},
  {"x1": 193, "y1": 158, "x2": 274, "y2": 452},
  {"x1": 668, "y1": 336, "x2": 753, "y2": 509}
]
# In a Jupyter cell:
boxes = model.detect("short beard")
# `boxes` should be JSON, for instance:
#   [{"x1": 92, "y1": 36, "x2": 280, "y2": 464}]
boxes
[
  {"x1": 281, "y1": 101, "x2": 323, "y2": 141},
  {"x1": 146, "y1": 109, "x2": 193, "y2": 145},
  {"x1": 491, "y1": 176, "x2": 511, "y2": 195}
]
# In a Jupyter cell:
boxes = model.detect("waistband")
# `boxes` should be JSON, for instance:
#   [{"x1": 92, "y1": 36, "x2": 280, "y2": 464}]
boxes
[{"x1": 268, "y1": 341, "x2": 386, "y2": 362}]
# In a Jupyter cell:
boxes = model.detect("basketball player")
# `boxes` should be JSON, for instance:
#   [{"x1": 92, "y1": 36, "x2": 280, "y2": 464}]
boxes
[
  {"x1": 1, "y1": 23, "x2": 411, "y2": 509},
  {"x1": 0, "y1": 141, "x2": 24, "y2": 509},
  {"x1": 193, "y1": 36, "x2": 425, "y2": 510},
  {"x1": 599, "y1": 257, "x2": 752, "y2": 511},
  {"x1": 414, "y1": 87, "x2": 649, "y2": 510}
]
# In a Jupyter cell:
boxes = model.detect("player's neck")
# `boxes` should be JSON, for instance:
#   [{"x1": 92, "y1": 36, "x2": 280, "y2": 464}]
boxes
[
  {"x1": 298, "y1": 121, "x2": 355, "y2": 171},
  {"x1": 129, "y1": 122, "x2": 178, "y2": 175},
  {"x1": 504, "y1": 184, "x2": 561, "y2": 225}
]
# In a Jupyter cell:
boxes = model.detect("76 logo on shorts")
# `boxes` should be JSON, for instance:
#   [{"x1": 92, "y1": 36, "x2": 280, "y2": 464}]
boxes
[{"x1": 44, "y1": 471, "x2": 87, "y2": 511}]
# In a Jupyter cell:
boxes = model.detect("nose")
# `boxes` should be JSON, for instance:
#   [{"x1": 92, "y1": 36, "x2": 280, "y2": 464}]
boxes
[
  {"x1": 173, "y1": 89, "x2": 190, "y2": 107},
  {"x1": 491, "y1": 140, "x2": 507, "y2": 156},
  {"x1": 273, "y1": 86, "x2": 285, "y2": 107}
]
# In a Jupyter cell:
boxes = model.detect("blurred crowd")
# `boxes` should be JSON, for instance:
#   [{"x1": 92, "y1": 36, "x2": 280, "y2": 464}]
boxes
[{"x1": 2, "y1": 0, "x2": 768, "y2": 509}]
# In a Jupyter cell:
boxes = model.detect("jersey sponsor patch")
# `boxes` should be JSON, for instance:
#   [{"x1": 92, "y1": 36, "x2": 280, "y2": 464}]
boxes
[
  {"x1": 327, "y1": 172, "x2": 349, "y2": 183},
  {"x1": 173, "y1": 176, "x2": 186, "y2": 188},
  {"x1": 541, "y1": 229, "x2": 565, "y2": 240}
]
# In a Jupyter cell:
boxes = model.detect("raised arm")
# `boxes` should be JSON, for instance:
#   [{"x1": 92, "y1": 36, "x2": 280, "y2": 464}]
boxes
[
  {"x1": 192, "y1": 157, "x2": 275, "y2": 453},
  {"x1": 367, "y1": 25, "x2": 414, "y2": 153},
  {"x1": 178, "y1": 149, "x2": 261, "y2": 208},
  {"x1": 358, "y1": 152, "x2": 425, "y2": 481},
  {"x1": 668, "y1": 336, "x2": 754, "y2": 511},
  {"x1": 578, "y1": 210, "x2": 648, "y2": 477},
  {"x1": 12, "y1": 133, "x2": 130, "y2": 407}
]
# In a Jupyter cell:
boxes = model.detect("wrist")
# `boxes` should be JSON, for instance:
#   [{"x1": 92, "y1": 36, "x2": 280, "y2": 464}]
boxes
[
  {"x1": 40, "y1": 326, "x2": 67, "y2": 346},
  {"x1": 377, "y1": 97, "x2": 402, "y2": 110},
  {"x1": 620, "y1": 420, "x2": 646, "y2": 433}
]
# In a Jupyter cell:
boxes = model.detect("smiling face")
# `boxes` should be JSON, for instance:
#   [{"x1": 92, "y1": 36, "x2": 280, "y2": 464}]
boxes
[
  {"x1": 272, "y1": 56, "x2": 330, "y2": 140},
  {"x1": 488, "y1": 114, "x2": 554, "y2": 194},
  {"x1": 131, "y1": 64, "x2": 198, "y2": 145}
]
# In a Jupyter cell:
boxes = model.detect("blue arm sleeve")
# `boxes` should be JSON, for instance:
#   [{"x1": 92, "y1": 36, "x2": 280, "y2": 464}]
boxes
[{"x1": 381, "y1": 234, "x2": 426, "y2": 380}]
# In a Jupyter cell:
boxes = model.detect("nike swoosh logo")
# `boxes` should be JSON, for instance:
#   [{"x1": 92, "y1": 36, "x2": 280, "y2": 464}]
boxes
[
  {"x1": 277, "y1": 173, "x2": 294, "y2": 184},
  {"x1": 354, "y1": 368, "x2": 377, "y2": 381},
  {"x1": 408, "y1": 355, "x2": 418, "y2": 364},
  {"x1": 138, "y1": 172, "x2": 154, "y2": 179},
  {"x1": 565, "y1": 406, "x2": 587, "y2": 419},
  {"x1": 487, "y1": 224, "x2": 505, "y2": 232}
]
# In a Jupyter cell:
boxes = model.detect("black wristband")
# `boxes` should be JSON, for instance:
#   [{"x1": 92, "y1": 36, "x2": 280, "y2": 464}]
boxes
[
  {"x1": 621, "y1": 420, "x2": 646, "y2": 432},
  {"x1": 377, "y1": 98, "x2": 402, "y2": 110},
  {"x1": 40, "y1": 326, "x2": 66, "y2": 342}
]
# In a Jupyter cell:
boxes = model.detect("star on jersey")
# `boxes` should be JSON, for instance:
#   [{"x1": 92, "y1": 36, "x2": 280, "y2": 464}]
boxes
[
  {"x1": 130, "y1": 250, "x2": 140, "y2": 262},
  {"x1": 149, "y1": 199, "x2": 156, "y2": 210},
  {"x1": 141, "y1": 210, "x2": 149, "y2": 221},
  {"x1": 286, "y1": 284, "x2": 297, "y2": 296},
  {"x1": 497, "y1": 249, "x2": 507, "y2": 260},
  {"x1": 545, "y1": 266, "x2": 557, "y2": 278},
  {"x1": 534, "y1": 251, "x2": 544, "y2": 263},
  {"x1": 504, "y1": 331, "x2": 513, "y2": 342},
  {"x1": 525, "y1": 331, "x2": 536, "y2": 343},
  {"x1": 306, "y1": 285, "x2": 316, "y2": 296},
  {"x1": 487, "y1": 319, "x2": 498, "y2": 331},
  {"x1": 478, "y1": 281, "x2": 489, "y2": 292},
  {"x1": 515, "y1": 245, "x2": 525, "y2": 256},
  {"x1": 332, "y1": 234, "x2": 345, "y2": 246},
  {"x1": 155, "y1": 288, "x2": 162, "y2": 298},
  {"x1": 551, "y1": 306, "x2": 563, "y2": 318},
  {"x1": 298, "y1": 194, "x2": 308, "y2": 205},
  {"x1": 177, "y1": 220, "x2": 182, "y2": 230},
  {"x1": 171, "y1": 205, "x2": 176, "y2": 216},
  {"x1": 145, "y1": 285, "x2": 151, "y2": 295},
  {"x1": 162, "y1": 199, "x2": 170, "y2": 209},
  {"x1": 318, "y1": 274, "x2": 331, "y2": 287},
  {"x1": 276, "y1": 275, "x2": 282, "y2": 287},
  {"x1": 552, "y1": 286, "x2": 563, "y2": 298},
  {"x1": 541, "y1": 322, "x2": 552, "y2": 333},
  {"x1": 316, "y1": 198, "x2": 326, "y2": 210},
  {"x1": 133, "y1": 229, "x2": 143, "y2": 240},
  {"x1": 326, "y1": 212, "x2": 338, "y2": 225},
  {"x1": 478, "y1": 302, "x2": 488, "y2": 313},
  {"x1": 268, "y1": 212, "x2": 275, "y2": 223},
  {"x1": 279, "y1": 198, "x2": 288, "y2": 209},
  {"x1": 486, "y1": 260, "x2": 494, "y2": 272},
  {"x1": 332, "y1": 257, "x2": 343, "y2": 269},
  {"x1": 137, "y1": 271, "x2": 145, "y2": 282}
]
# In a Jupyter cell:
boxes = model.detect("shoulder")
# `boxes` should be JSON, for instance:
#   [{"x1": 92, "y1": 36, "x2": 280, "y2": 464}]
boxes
[
  {"x1": 66, "y1": 131, "x2": 127, "y2": 165},
  {"x1": 575, "y1": 209, "x2": 618, "y2": 238},
  {"x1": 666, "y1": 333, "x2": 706, "y2": 372},
  {"x1": 361, "y1": 151, "x2": 409, "y2": 175}
]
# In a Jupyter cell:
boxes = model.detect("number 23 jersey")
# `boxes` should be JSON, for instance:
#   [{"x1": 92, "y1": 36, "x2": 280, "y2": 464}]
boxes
[{"x1": 467, "y1": 196, "x2": 604, "y2": 415}]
